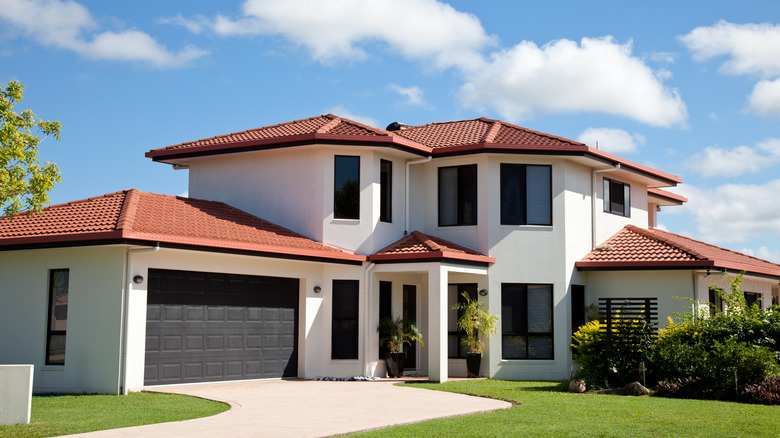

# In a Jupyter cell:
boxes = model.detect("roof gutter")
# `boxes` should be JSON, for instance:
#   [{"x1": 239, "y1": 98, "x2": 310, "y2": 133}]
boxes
[
  {"x1": 405, "y1": 156, "x2": 432, "y2": 235},
  {"x1": 592, "y1": 164, "x2": 621, "y2": 249},
  {"x1": 119, "y1": 243, "x2": 160, "y2": 395}
]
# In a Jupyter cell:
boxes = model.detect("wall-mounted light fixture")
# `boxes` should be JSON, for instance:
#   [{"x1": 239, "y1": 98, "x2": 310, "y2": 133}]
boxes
[
  {"x1": 133, "y1": 275, "x2": 144, "y2": 284},
  {"x1": 479, "y1": 289, "x2": 488, "y2": 296},
  {"x1": 313, "y1": 285, "x2": 322, "y2": 294}
]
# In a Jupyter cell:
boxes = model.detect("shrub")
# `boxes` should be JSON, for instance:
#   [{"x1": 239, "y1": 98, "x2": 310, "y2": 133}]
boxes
[
  {"x1": 655, "y1": 377, "x2": 715, "y2": 399},
  {"x1": 742, "y1": 376, "x2": 780, "y2": 405}
]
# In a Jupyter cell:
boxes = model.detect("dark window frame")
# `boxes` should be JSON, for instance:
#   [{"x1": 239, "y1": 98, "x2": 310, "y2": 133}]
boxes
[
  {"x1": 709, "y1": 286, "x2": 723, "y2": 315},
  {"x1": 438, "y1": 164, "x2": 478, "y2": 227},
  {"x1": 500, "y1": 163, "x2": 552, "y2": 226},
  {"x1": 45, "y1": 269, "x2": 69, "y2": 366},
  {"x1": 334, "y1": 155, "x2": 360, "y2": 220},
  {"x1": 501, "y1": 283, "x2": 554, "y2": 360},
  {"x1": 380, "y1": 159, "x2": 392, "y2": 223},
  {"x1": 744, "y1": 291, "x2": 763, "y2": 310},
  {"x1": 378, "y1": 281, "x2": 392, "y2": 359},
  {"x1": 331, "y1": 279, "x2": 359, "y2": 360},
  {"x1": 603, "y1": 177, "x2": 631, "y2": 217}
]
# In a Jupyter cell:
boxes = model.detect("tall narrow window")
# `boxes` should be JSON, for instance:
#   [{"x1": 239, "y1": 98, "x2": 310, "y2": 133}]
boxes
[
  {"x1": 501, "y1": 283, "x2": 553, "y2": 360},
  {"x1": 448, "y1": 284, "x2": 478, "y2": 358},
  {"x1": 380, "y1": 159, "x2": 392, "y2": 223},
  {"x1": 438, "y1": 164, "x2": 477, "y2": 226},
  {"x1": 334, "y1": 155, "x2": 360, "y2": 219},
  {"x1": 378, "y1": 281, "x2": 392, "y2": 359},
  {"x1": 708, "y1": 287, "x2": 723, "y2": 315},
  {"x1": 603, "y1": 177, "x2": 631, "y2": 217},
  {"x1": 46, "y1": 269, "x2": 69, "y2": 365},
  {"x1": 744, "y1": 292, "x2": 763, "y2": 310},
  {"x1": 571, "y1": 285, "x2": 585, "y2": 334},
  {"x1": 500, "y1": 164, "x2": 552, "y2": 225},
  {"x1": 332, "y1": 279, "x2": 359, "y2": 360}
]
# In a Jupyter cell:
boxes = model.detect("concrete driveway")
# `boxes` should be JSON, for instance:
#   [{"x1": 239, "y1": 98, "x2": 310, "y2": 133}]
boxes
[{"x1": 65, "y1": 379, "x2": 512, "y2": 437}]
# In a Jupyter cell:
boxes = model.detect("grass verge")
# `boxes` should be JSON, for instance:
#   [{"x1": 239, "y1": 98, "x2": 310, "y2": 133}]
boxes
[
  {"x1": 0, "y1": 391, "x2": 229, "y2": 438},
  {"x1": 351, "y1": 380, "x2": 779, "y2": 438}
]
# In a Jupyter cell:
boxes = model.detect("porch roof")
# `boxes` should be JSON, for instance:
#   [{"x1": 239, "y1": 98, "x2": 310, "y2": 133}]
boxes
[
  {"x1": 370, "y1": 231, "x2": 494, "y2": 265},
  {"x1": 577, "y1": 225, "x2": 780, "y2": 279}
]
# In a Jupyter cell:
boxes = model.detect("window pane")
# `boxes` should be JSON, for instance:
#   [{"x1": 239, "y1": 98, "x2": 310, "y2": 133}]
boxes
[
  {"x1": 47, "y1": 334, "x2": 67, "y2": 365},
  {"x1": 439, "y1": 167, "x2": 458, "y2": 226},
  {"x1": 526, "y1": 165, "x2": 551, "y2": 225},
  {"x1": 500, "y1": 164, "x2": 524, "y2": 225},
  {"x1": 527, "y1": 285, "x2": 552, "y2": 333},
  {"x1": 603, "y1": 178, "x2": 610, "y2": 212},
  {"x1": 528, "y1": 336, "x2": 553, "y2": 359},
  {"x1": 380, "y1": 159, "x2": 392, "y2": 223},
  {"x1": 623, "y1": 183, "x2": 631, "y2": 217},
  {"x1": 502, "y1": 335, "x2": 526, "y2": 359},
  {"x1": 458, "y1": 165, "x2": 478, "y2": 225},
  {"x1": 50, "y1": 270, "x2": 69, "y2": 331},
  {"x1": 334, "y1": 156, "x2": 360, "y2": 219},
  {"x1": 610, "y1": 180, "x2": 624, "y2": 214},
  {"x1": 332, "y1": 279, "x2": 359, "y2": 359}
]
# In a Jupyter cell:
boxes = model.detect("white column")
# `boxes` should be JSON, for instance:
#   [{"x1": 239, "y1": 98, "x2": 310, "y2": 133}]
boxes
[{"x1": 427, "y1": 266, "x2": 448, "y2": 382}]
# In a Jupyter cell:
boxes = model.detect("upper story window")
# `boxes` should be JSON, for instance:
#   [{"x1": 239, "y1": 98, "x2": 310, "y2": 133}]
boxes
[
  {"x1": 439, "y1": 164, "x2": 477, "y2": 226},
  {"x1": 46, "y1": 269, "x2": 69, "y2": 365},
  {"x1": 500, "y1": 164, "x2": 552, "y2": 226},
  {"x1": 334, "y1": 155, "x2": 360, "y2": 219},
  {"x1": 380, "y1": 159, "x2": 392, "y2": 223},
  {"x1": 603, "y1": 177, "x2": 631, "y2": 217}
]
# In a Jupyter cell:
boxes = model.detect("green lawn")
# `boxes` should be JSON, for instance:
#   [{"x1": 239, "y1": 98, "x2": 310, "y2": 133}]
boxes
[
  {"x1": 352, "y1": 380, "x2": 779, "y2": 438},
  {"x1": 0, "y1": 391, "x2": 229, "y2": 438}
]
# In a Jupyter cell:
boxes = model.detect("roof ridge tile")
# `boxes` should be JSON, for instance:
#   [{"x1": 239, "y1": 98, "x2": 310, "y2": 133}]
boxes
[
  {"x1": 115, "y1": 189, "x2": 139, "y2": 233},
  {"x1": 481, "y1": 120, "x2": 501, "y2": 143},
  {"x1": 316, "y1": 117, "x2": 341, "y2": 134}
]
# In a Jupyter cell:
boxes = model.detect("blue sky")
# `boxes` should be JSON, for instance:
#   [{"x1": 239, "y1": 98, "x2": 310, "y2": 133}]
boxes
[{"x1": 1, "y1": 0, "x2": 780, "y2": 261}]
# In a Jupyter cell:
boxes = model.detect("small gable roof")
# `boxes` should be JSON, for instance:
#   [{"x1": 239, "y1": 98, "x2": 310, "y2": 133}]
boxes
[
  {"x1": 0, "y1": 190, "x2": 365, "y2": 263},
  {"x1": 147, "y1": 114, "x2": 681, "y2": 186},
  {"x1": 370, "y1": 231, "x2": 494, "y2": 265},
  {"x1": 577, "y1": 225, "x2": 780, "y2": 279}
]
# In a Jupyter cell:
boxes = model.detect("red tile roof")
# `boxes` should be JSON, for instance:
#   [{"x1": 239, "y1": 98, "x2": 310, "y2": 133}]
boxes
[
  {"x1": 147, "y1": 114, "x2": 682, "y2": 186},
  {"x1": 577, "y1": 225, "x2": 780, "y2": 278},
  {"x1": 0, "y1": 190, "x2": 365, "y2": 263},
  {"x1": 648, "y1": 188, "x2": 688, "y2": 204},
  {"x1": 369, "y1": 231, "x2": 495, "y2": 264}
]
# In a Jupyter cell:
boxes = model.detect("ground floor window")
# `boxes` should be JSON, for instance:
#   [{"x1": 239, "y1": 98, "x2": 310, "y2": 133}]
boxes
[
  {"x1": 447, "y1": 284, "x2": 477, "y2": 358},
  {"x1": 744, "y1": 292, "x2": 763, "y2": 310},
  {"x1": 501, "y1": 283, "x2": 553, "y2": 360},
  {"x1": 332, "y1": 279, "x2": 359, "y2": 360},
  {"x1": 46, "y1": 269, "x2": 69, "y2": 365}
]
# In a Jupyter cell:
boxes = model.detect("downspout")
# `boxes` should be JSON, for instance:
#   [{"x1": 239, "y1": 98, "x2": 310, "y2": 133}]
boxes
[
  {"x1": 591, "y1": 164, "x2": 621, "y2": 249},
  {"x1": 362, "y1": 262, "x2": 376, "y2": 377},
  {"x1": 119, "y1": 243, "x2": 160, "y2": 395},
  {"x1": 405, "y1": 156, "x2": 432, "y2": 235}
]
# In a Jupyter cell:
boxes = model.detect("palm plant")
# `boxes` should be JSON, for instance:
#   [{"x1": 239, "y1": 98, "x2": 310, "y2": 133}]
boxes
[
  {"x1": 453, "y1": 292, "x2": 499, "y2": 355},
  {"x1": 377, "y1": 317, "x2": 425, "y2": 353}
]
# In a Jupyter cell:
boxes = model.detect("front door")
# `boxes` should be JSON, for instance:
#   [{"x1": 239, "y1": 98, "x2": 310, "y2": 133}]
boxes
[{"x1": 402, "y1": 284, "x2": 417, "y2": 370}]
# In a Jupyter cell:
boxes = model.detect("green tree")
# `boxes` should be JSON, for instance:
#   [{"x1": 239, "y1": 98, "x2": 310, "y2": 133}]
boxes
[{"x1": 1, "y1": 80, "x2": 62, "y2": 217}]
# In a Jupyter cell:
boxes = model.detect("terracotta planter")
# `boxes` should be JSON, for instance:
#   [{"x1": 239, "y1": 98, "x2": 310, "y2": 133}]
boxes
[
  {"x1": 466, "y1": 353, "x2": 481, "y2": 378},
  {"x1": 385, "y1": 352, "x2": 407, "y2": 378}
]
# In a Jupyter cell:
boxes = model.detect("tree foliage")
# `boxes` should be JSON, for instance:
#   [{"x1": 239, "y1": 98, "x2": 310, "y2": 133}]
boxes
[{"x1": 0, "y1": 80, "x2": 62, "y2": 217}]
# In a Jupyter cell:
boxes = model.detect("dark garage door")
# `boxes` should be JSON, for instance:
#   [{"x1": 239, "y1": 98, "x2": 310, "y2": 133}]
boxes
[{"x1": 144, "y1": 269, "x2": 299, "y2": 386}]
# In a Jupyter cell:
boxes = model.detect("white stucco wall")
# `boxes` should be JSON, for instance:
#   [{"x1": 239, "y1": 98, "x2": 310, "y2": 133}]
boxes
[{"x1": 0, "y1": 246, "x2": 125, "y2": 394}]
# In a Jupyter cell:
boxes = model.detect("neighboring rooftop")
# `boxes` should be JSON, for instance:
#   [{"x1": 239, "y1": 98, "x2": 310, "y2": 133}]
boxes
[
  {"x1": 369, "y1": 230, "x2": 495, "y2": 264},
  {"x1": 577, "y1": 225, "x2": 780, "y2": 278},
  {"x1": 0, "y1": 190, "x2": 365, "y2": 263},
  {"x1": 147, "y1": 114, "x2": 682, "y2": 186}
]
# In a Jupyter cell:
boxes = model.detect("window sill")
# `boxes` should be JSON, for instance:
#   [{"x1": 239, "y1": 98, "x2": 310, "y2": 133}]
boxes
[
  {"x1": 331, "y1": 219, "x2": 360, "y2": 225},
  {"x1": 41, "y1": 366, "x2": 65, "y2": 372},
  {"x1": 499, "y1": 224, "x2": 553, "y2": 230},
  {"x1": 499, "y1": 359, "x2": 555, "y2": 364},
  {"x1": 330, "y1": 359, "x2": 360, "y2": 364}
]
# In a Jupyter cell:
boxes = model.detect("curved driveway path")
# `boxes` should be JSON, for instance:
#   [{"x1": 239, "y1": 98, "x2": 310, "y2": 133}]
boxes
[{"x1": 66, "y1": 379, "x2": 512, "y2": 437}]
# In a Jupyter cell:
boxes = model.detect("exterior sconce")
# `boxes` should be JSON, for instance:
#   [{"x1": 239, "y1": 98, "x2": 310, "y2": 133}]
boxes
[
  {"x1": 479, "y1": 289, "x2": 488, "y2": 296},
  {"x1": 313, "y1": 286, "x2": 322, "y2": 294},
  {"x1": 133, "y1": 275, "x2": 144, "y2": 284}
]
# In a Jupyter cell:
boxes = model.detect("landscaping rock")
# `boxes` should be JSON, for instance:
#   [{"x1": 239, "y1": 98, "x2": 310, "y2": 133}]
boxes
[
  {"x1": 568, "y1": 379, "x2": 586, "y2": 393},
  {"x1": 626, "y1": 381, "x2": 650, "y2": 396}
]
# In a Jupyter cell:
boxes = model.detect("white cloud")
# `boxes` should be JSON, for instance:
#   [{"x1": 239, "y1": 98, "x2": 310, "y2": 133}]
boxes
[
  {"x1": 387, "y1": 84, "x2": 431, "y2": 108},
  {"x1": 325, "y1": 106, "x2": 379, "y2": 128},
  {"x1": 748, "y1": 78, "x2": 780, "y2": 117},
  {"x1": 682, "y1": 180, "x2": 780, "y2": 243},
  {"x1": 741, "y1": 246, "x2": 780, "y2": 264},
  {"x1": 577, "y1": 127, "x2": 645, "y2": 154},
  {"x1": 688, "y1": 138, "x2": 780, "y2": 178},
  {"x1": 0, "y1": 0, "x2": 207, "y2": 68},
  {"x1": 458, "y1": 37, "x2": 688, "y2": 127},
  {"x1": 209, "y1": 0, "x2": 494, "y2": 69},
  {"x1": 157, "y1": 14, "x2": 209, "y2": 34},
  {"x1": 679, "y1": 20, "x2": 780, "y2": 78}
]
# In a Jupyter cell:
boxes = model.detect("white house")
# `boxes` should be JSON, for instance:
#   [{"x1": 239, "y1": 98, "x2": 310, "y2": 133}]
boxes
[{"x1": 1, "y1": 114, "x2": 779, "y2": 394}]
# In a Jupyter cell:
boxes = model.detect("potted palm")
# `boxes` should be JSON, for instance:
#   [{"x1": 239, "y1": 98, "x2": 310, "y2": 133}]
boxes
[
  {"x1": 453, "y1": 292, "x2": 499, "y2": 377},
  {"x1": 377, "y1": 317, "x2": 424, "y2": 378}
]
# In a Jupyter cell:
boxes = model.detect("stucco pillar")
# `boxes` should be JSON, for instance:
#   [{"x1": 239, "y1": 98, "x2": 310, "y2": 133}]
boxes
[{"x1": 427, "y1": 266, "x2": 448, "y2": 382}]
